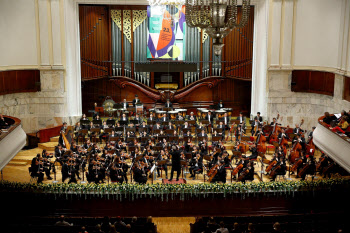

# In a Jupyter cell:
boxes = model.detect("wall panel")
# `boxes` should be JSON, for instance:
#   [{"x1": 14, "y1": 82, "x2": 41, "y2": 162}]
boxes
[
  {"x1": 344, "y1": 76, "x2": 350, "y2": 102},
  {"x1": 0, "y1": 70, "x2": 40, "y2": 95},
  {"x1": 291, "y1": 70, "x2": 334, "y2": 96}
]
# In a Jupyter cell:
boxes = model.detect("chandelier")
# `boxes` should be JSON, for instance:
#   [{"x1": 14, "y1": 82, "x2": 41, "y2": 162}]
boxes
[{"x1": 185, "y1": 0, "x2": 251, "y2": 56}]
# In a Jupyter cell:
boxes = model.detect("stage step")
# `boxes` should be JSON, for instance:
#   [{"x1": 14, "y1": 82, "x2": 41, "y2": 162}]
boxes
[
  {"x1": 38, "y1": 142, "x2": 57, "y2": 151},
  {"x1": 50, "y1": 136, "x2": 59, "y2": 142},
  {"x1": 8, "y1": 161, "x2": 27, "y2": 166}
]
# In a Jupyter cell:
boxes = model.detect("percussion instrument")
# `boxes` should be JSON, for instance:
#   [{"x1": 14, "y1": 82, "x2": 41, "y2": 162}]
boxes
[
  {"x1": 177, "y1": 109, "x2": 187, "y2": 117},
  {"x1": 215, "y1": 109, "x2": 226, "y2": 119},
  {"x1": 222, "y1": 108, "x2": 232, "y2": 117},
  {"x1": 156, "y1": 110, "x2": 166, "y2": 119}
]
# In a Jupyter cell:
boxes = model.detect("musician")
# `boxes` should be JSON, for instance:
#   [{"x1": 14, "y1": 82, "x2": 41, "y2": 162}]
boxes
[
  {"x1": 293, "y1": 134, "x2": 305, "y2": 151},
  {"x1": 109, "y1": 131, "x2": 118, "y2": 145},
  {"x1": 187, "y1": 112, "x2": 197, "y2": 121},
  {"x1": 308, "y1": 126, "x2": 315, "y2": 140},
  {"x1": 182, "y1": 121, "x2": 190, "y2": 131},
  {"x1": 237, "y1": 112, "x2": 246, "y2": 126},
  {"x1": 121, "y1": 99, "x2": 129, "y2": 109},
  {"x1": 254, "y1": 126, "x2": 264, "y2": 142},
  {"x1": 251, "y1": 117, "x2": 261, "y2": 136},
  {"x1": 132, "y1": 94, "x2": 141, "y2": 107},
  {"x1": 256, "y1": 112, "x2": 263, "y2": 123},
  {"x1": 41, "y1": 153, "x2": 53, "y2": 180},
  {"x1": 109, "y1": 161, "x2": 124, "y2": 183},
  {"x1": 55, "y1": 145, "x2": 66, "y2": 165},
  {"x1": 168, "y1": 146, "x2": 182, "y2": 181},
  {"x1": 184, "y1": 138, "x2": 193, "y2": 152},
  {"x1": 58, "y1": 122, "x2": 68, "y2": 146},
  {"x1": 94, "y1": 115, "x2": 102, "y2": 126},
  {"x1": 299, "y1": 155, "x2": 316, "y2": 181},
  {"x1": 218, "y1": 121, "x2": 225, "y2": 139},
  {"x1": 74, "y1": 122, "x2": 83, "y2": 141},
  {"x1": 184, "y1": 130, "x2": 192, "y2": 137},
  {"x1": 148, "y1": 113, "x2": 156, "y2": 122},
  {"x1": 199, "y1": 139, "x2": 208, "y2": 155},
  {"x1": 153, "y1": 122, "x2": 162, "y2": 131},
  {"x1": 293, "y1": 124, "x2": 304, "y2": 135},
  {"x1": 156, "y1": 150, "x2": 168, "y2": 179},
  {"x1": 221, "y1": 112, "x2": 230, "y2": 128},
  {"x1": 205, "y1": 111, "x2": 213, "y2": 124},
  {"x1": 217, "y1": 100, "x2": 224, "y2": 109},
  {"x1": 270, "y1": 157, "x2": 286, "y2": 181},
  {"x1": 270, "y1": 118, "x2": 278, "y2": 126},
  {"x1": 61, "y1": 160, "x2": 70, "y2": 183},
  {"x1": 278, "y1": 128, "x2": 289, "y2": 142},
  {"x1": 198, "y1": 129, "x2": 207, "y2": 138},
  {"x1": 176, "y1": 112, "x2": 184, "y2": 121},
  {"x1": 134, "y1": 161, "x2": 147, "y2": 184},
  {"x1": 120, "y1": 113, "x2": 129, "y2": 124},
  {"x1": 235, "y1": 125, "x2": 243, "y2": 141},
  {"x1": 99, "y1": 121, "x2": 110, "y2": 142},
  {"x1": 241, "y1": 161, "x2": 255, "y2": 183},
  {"x1": 80, "y1": 114, "x2": 90, "y2": 129},
  {"x1": 248, "y1": 144, "x2": 258, "y2": 160},
  {"x1": 106, "y1": 116, "x2": 116, "y2": 126},
  {"x1": 197, "y1": 122, "x2": 205, "y2": 131},
  {"x1": 30, "y1": 155, "x2": 45, "y2": 183},
  {"x1": 189, "y1": 153, "x2": 203, "y2": 179},
  {"x1": 212, "y1": 130, "x2": 219, "y2": 138},
  {"x1": 166, "y1": 121, "x2": 175, "y2": 130},
  {"x1": 87, "y1": 121, "x2": 97, "y2": 140},
  {"x1": 139, "y1": 121, "x2": 149, "y2": 134},
  {"x1": 164, "y1": 99, "x2": 173, "y2": 108},
  {"x1": 83, "y1": 139, "x2": 93, "y2": 150},
  {"x1": 159, "y1": 113, "x2": 168, "y2": 122},
  {"x1": 210, "y1": 160, "x2": 226, "y2": 183},
  {"x1": 134, "y1": 113, "x2": 141, "y2": 126}
]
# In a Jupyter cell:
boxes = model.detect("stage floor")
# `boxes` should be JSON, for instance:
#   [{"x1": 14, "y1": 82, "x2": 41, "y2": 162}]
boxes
[{"x1": 1, "y1": 139, "x2": 330, "y2": 185}]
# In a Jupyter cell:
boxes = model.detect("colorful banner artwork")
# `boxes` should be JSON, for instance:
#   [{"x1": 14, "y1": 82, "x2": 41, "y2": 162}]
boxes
[{"x1": 147, "y1": 5, "x2": 186, "y2": 60}]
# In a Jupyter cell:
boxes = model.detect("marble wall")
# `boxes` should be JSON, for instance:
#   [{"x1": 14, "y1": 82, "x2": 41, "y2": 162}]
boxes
[
  {"x1": 0, "y1": 70, "x2": 79, "y2": 133},
  {"x1": 267, "y1": 70, "x2": 350, "y2": 132}
]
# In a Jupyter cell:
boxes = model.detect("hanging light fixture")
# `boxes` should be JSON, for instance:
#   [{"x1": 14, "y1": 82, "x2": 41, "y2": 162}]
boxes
[{"x1": 185, "y1": 0, "x2": 250, "y2": 56}]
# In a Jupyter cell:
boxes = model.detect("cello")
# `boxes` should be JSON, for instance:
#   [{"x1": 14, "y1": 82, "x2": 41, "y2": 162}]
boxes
[
  {"x1": 289, "y1": 139, "x2": 302, "y2": 164},
  {"x1": 208, "y1": 164, "x2": 219, "y2": 182},
  {"x1": 269, "y1": 114, "x2": 281, "y2": 144},
  {"x1": 256, "y1": 128, "x2": 267, "y2": 154},
  {"x1": 238, "y1": 167, "x2": 250, "y2": 181}
]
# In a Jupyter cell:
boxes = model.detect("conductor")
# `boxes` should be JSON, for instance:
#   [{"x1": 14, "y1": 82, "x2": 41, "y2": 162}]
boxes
[{"x1": 168, "y1": 146, "x2": 182, "y2": 181}]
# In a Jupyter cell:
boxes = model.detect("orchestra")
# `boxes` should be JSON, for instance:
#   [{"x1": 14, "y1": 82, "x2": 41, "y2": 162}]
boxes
[{"x1": 29, "y1": 105, "x2": 343, "y2": 185}]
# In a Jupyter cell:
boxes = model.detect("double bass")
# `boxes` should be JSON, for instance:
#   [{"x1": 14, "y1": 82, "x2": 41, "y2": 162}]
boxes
[
  {"x1": 289, "y1": 140, "x2": 302, "y2": 164},
  {"x1": 238, "y1": 167, "x2": 250, "y2": 181},
  {"x1": 256, "y1": 128, "x2": 267, "y2": 153},
  {"x1": 269, "y1": 114, "x2": 281, "y2": 144}
]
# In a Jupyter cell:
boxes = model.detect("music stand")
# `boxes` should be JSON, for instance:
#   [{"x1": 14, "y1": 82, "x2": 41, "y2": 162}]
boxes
[
  {"x1": 106, "y1": 119, "x2": 116, "y2": 126},
  {"x1": 80, "y1": 119, "x2": 90, "y2": 127},
  {"x1": 187, "y1": 120, "x2": 196, "y2": 126},
  {"x1": 79, "y1": 129, "x2": 88, "y2": 135},
  {"x1": 166, "y1": 129, "x2": 175, "y2": 135},
  {"x1": 130, "y1": 120, "x2": 140, "y2": 126},
  {"x1": 115, "y1": 126, "x2": 124, "y2": 133},
  {"x1": 126, "y1": 127, "x2": 136, "y2": 133},
  {"x1": 200, "y1": 120, "x2": 209, "y2": 125},
  {"x1": 135, "y1": 104, "x2": 143, "y2": 113},
  {"x1": 231, "y1": 120, "x2": 240, "y2": 125},
  {"x1": 93, "y1": 119, "x2": 102, "y2": 126},
  {"x1": 104, "y1": 128, "x2": 113, "y2": 134},
  {"x1": 183, "y1": 136, "x2": 192, "y2": 143},
  {"x1": 212, "y1": 136, "x2": 222, "y2": 142},
  {"x1": 197, "y1": 136, "x2": 207, "y2": 143},
  {"x1": 127, "y1": 137, "x2": 136, "y2": 143},
  {"x1": 91, "y1": 128, "x2": 101, "y2": 134},
  {"x1": 213, "y1": 128, "x2": 223, "y2": 133},
  {"x1": 161, "y1": 121, "x2": 169, "y2": 126},
  {"x1": 153, "y1": 129, "x2": 161, "y2": 135},
  {"x1": 168, "y1": 136, "x2": 179, "y2": 143},
  {"x1": 141, "y1": 136, "x2": 150, "y2": 143},
  {"x1": 163, "y1": 107, "x2": 172, "y2": 111},
  {"x1": 119, "y1": 120, "x2": 128, "y2": 126},
  {"x1": 180, "y1": 160, "x2": 188, "y2": 179},
  {"x1": 128, "y1": 146, "x2": 136, "y2": 152},
  {"x1": 158, "y1": 135, "x2": 167, "y2": 142},
  {"x1": 153, "y1": 146, "x2": 163, "y2": 151},
  {"x1": 109, "y1": 136, "x2": 119, "y2": 143},
  {"x1": 175, "y1": 120, "x2": 185, "y2": 126}
]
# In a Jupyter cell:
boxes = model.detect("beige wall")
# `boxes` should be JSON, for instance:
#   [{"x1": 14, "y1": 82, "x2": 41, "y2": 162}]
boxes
[
  {"x1": 0, "y1": 0, "x2": 38, "y2": 68},
  {"x1": 268, "y1": 0, "x2": 350, "y2": 77},
  {"x1": 267, "y1": 70, "x2": 350, "y2": 131}
]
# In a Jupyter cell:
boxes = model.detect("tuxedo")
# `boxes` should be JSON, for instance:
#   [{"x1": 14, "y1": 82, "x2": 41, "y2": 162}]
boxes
[
  {"x1": 187, "y1": 115, "x2": 197, "y2": 121},
  {"x1": 148, "y1": 117, "x2": 155, "y2": 122},
  {"x1": 293, "y1": 127, "x2": 304, "y2": 135},
  {"x1": 132, "y1": 98, "x2": 141, "y2": 107},
  {"x1": 221, "y1": 116, "x2": 230, "y2": 126},
  {"x1": 205, "y1": 114, "x2": 213, "y2": 123},
  {"x1": 121, "y1": 102, "x2": 129, "y2": 109},
  {"x1": 197, "y1": 133, "x2": 207, "y2": 137},
  {"x1": 176, "y1": 115, "x2": 184, "y2": 120},
  {"x1": 237, "y1": 116, "x2": 246, "y2": 124},
  {"x1": 160, "y1": 117, "x2": 169, "y2": 122}
]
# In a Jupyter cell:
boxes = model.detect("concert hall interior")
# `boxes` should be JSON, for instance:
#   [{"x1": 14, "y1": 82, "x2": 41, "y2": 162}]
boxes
[{"x1": 1, "y1": 0, "x2": 350, "y2": 232}]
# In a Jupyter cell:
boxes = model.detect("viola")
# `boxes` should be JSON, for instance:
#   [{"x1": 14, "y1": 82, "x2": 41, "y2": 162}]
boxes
[{"x1": 291, "y1": 158, "x2": 303, "y2": 172}]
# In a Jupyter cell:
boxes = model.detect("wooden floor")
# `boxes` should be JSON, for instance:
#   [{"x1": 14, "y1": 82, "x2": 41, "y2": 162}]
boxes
[{"x1": 1, "y1": 136, "x2": 325, "y2": 184}]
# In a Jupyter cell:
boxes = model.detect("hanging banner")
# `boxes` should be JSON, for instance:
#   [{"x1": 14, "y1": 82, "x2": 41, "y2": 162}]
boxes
[{"x1": 147, "y1": 5, "x2": 186, "y2": 60}]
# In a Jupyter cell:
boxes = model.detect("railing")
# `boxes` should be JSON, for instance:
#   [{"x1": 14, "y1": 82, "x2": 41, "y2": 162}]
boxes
[
  {"x1": 81, "y1": 60, "x2": 253, "y2": 86},
  {"x1": 0, "y1": 115, "x2": 26, "y2": 170},
  {"x1": 313, "y1": 115, "x2": 350, "y2": 173}
]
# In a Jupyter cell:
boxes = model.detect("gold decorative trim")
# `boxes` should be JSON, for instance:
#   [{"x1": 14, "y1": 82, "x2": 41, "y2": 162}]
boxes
[
  {"x1": 123, "y1": 10, "x2": 132, "y2": 43},
  {"x1": 111, "y1": 10, "x2": 122, "y2": 31},
  {"x1": 133, "y1": 10, "x2": 147, "y2": 32}
]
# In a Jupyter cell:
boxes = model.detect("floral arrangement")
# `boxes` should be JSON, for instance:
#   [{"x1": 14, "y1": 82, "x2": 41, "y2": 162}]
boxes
[{"x1": 0, "y1": 178, "x2": 348, "y2": 201}]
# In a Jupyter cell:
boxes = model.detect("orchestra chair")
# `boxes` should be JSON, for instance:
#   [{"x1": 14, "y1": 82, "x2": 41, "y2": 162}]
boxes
[
  {"x1": 194, "y1": 167, "x2": 204, "y2": 180},
  {"x1": 90, "y1": 135, "x2": 100, "y2": 144},
  {"x1": 77, "y1": 135, "x2": 85, "y2": 145},
  {"x1": 28, "y1": 167, "x2": 38, "y2": 183}
]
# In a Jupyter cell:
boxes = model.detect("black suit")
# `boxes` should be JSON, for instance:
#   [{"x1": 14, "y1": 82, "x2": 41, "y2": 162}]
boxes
[
  {"x1": 293, "y1": 128, "x2": 304, "y2": 135},
  {"x1": 132, "y1": 99, "x2": 141, "y2": 107},
  {"x1": 121, "y1": 102, "x2": 129, "y2": 109},
  {"x1": 165, "y1": 102, "x2": 173, "y2": 108},
  {"x1": 205, "y1": 114, "x2": 213, "y2": 123},
  {"x1": 211, "y1": 165, "x2": 226, "y2": 183},
  {"x1": 169, "y1": 150, "x2": 181, "y2": 180},
  {"x1": 221, "y1": 116, "x2": 230, "y2": 126}
]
